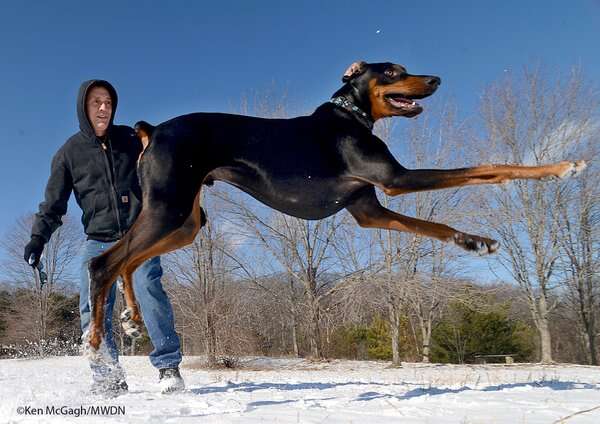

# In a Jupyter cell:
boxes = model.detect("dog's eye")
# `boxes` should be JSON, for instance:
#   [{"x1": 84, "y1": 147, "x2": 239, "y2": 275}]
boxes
[{"x1": 384, "y1": 69, "x2": 395, "y2": 78}]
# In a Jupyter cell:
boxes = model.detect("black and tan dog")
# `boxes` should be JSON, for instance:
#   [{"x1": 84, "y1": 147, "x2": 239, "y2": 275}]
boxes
[{"x1": 86, "y1": 61, "x2": 585, "y2": 352}]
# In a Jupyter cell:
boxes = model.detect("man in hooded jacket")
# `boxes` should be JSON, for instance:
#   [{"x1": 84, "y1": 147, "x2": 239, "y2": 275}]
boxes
[{"x1": 23, "y1": 80, "x2": 185, "y2": 395}]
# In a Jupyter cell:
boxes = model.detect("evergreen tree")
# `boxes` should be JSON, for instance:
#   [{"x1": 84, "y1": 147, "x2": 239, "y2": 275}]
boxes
[{"x1": 431, "y1": 302, "x2": 535, "y2": 363}]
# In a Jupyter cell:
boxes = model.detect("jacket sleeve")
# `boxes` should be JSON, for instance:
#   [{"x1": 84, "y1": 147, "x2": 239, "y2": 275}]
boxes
[{"x1": 31, "y1": 148, "x2": 73, "y2": 243}]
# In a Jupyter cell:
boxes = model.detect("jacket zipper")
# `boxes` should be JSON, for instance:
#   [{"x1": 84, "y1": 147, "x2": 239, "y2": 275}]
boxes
[{"x1": 100, "y1": 140, "x2": 124, "y2": 239}]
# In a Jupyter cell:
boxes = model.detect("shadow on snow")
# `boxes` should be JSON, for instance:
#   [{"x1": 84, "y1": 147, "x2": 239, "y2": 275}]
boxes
[{"x1": 356, "y1": 380, "x2": 599, "y2": 402}]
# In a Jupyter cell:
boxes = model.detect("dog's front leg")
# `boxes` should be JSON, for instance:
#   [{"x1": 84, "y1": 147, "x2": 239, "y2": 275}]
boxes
[
  {"x1": 346, "y1": 186, "x2": 499, "y2": 254},
  {"x1": 379, "y1": 160, "x2": 586, "y2": 196}
]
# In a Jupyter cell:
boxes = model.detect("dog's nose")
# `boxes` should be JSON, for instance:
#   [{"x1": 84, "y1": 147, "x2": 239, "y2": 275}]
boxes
[{"x1": 427, "y1": 76, "x2": 441, "y2": 87}]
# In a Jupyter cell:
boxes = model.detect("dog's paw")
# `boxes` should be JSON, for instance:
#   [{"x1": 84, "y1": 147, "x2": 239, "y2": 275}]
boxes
[
  {"x1": 82, "y1": 328, "x2": 112, "y2": 365},
  {"x1": 556, "y1": 160, "x2": 587, "y2": 179},
  {"x1": 453, "y1": 233, "x2": 499, "y2": 255},
  {"x1": 85, "y1": 345, "x2": 107, "y2": 365},
  {"x1": 120, "y1": 308, "x2": 142, "y2": 339}
]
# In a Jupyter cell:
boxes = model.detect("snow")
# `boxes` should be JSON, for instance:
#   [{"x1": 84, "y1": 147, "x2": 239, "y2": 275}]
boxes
[{"x1": 1, "y1": 356, "x2": 600, "y2": 423}]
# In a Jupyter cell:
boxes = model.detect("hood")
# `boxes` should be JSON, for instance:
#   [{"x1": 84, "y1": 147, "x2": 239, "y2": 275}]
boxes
[{"x1": 76, "y1": 80, "x2": 118, "y2": 138}]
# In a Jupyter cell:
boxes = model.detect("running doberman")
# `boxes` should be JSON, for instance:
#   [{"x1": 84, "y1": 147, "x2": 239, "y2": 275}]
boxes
[{"x1": 86, "y1": 61, "x2": 586, "y2": 353}]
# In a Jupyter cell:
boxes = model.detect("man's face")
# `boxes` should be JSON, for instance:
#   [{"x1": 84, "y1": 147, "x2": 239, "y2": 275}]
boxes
[{"x1": 86, "y1": 86, "x2": 112, "y2": 137}]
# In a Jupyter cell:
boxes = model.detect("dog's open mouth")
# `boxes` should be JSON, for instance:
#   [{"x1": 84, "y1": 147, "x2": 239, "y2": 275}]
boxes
[{"x1": 384, "y1": 94, "x2": 423, "y2": 115}]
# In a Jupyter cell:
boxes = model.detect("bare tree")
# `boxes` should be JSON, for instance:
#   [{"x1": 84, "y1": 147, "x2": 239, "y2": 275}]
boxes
[
  {"x1": 1, "y1": 214, "x2": 81, "y2": 351},
  {"x1": 163, "y1": 191, "x2": 236, "y2": 366},
  {"x1": 370, "y1": 103, "x2": 467, "y2": 365},
  {"x1": 478, "y1": 65, "x2": 597, "y2": 363},
  {"x1": 223, "y1": 193, "x2": 344, "y2": 359},
  {"x1": 557, "y1": 152, "x2": 600, "y2": 364},
  {"x1": 403, "y1": 246, "x2": 456, "y2": 363}
]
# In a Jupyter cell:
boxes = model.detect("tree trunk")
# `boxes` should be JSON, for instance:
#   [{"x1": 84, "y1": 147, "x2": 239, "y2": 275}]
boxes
[
  {"x1": 289, "y1": 280, "x2": 300, "y2": 357},
  {"x1": 389, "y1": 303, "x2": 401, "y2": 366},
  {"x1": 308, "y1": 296, "x2": 322, "y2": 359},
  {"x1": 584, "y1": 319, "x2": 598, "y2": 365},
  {"x1": 204, "y1": 307, "x2": 217, "y2": 367},
  {"x1": 305, "y1": 264, "x2": 323, "y2": 360},
  {"x1": 536, "y1": 312, "x2": 554, "y2": 364},
  {"x1": 421, "y1": 317, "x2": 432, "y2": 363},
  {"x1": 291, "y1": 311, "x2": 299, "y2": 357}
]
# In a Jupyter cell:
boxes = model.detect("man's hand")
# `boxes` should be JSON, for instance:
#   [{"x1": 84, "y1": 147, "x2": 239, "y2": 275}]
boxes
[{"x1": 24, "y1": 235, "x2": 45, "y2": 267}]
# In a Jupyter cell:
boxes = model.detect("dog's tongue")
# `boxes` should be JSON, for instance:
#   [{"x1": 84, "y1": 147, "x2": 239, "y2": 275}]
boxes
[
  {"x1": 388, "y1": 95, "x2": 418, "y2": 108},
  {"x1": 389, "y1": 95, "x2": 414, "y2": 105}
]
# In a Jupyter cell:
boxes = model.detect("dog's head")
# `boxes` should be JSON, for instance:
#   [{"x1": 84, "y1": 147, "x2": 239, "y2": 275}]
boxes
[{"x1": 339, "y1": 61, "x2": 441, "y2": 121}]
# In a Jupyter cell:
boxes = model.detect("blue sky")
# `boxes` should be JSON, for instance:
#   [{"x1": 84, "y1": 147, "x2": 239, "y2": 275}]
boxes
[{"x1": 1, "y1": 0, "x2": 599, "y2": 280}]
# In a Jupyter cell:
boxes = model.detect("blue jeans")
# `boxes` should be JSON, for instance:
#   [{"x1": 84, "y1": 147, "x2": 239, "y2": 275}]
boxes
[{"x1": 80, "y1": 239, "x2": 182, "y2": 379}]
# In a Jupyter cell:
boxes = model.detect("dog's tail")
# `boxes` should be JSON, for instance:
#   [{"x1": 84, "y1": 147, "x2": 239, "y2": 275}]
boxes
[{"x1": 134, "y1": 121, "x2": 155, "y2": 147}]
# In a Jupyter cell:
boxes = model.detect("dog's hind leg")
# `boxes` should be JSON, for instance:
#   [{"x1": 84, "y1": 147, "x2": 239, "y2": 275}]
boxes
[
  {"x1": 119, "y1": 272, "x2": 142, "y2": 339},
  {"x1": 87, "y1": 186, "x2": 205, "y2": 350},
  {"x1": 118, "y1": 192, "x2": 206, "y2": 339},
  {"x1": 87, "y1": 123, "x2": 213, "y2": 351}
]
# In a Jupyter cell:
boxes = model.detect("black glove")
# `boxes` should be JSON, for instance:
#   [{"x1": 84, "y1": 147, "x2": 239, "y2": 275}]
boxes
[{"x1": 24, "y1": 235, "x2": 45, "y2": 267}]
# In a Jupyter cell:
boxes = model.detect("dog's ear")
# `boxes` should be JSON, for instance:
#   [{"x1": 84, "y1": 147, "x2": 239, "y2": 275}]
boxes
[{"x1": 342, "y1": 61, "x2": 367, "y2": 83}]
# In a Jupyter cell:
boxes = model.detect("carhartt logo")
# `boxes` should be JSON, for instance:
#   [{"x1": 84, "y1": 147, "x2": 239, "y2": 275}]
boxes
[{"x1": 121, "y1": 196, "x2": 129, "y2": 203}]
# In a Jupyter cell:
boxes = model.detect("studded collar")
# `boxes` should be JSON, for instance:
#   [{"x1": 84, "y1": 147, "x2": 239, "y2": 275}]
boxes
[{"x1": 330, "y1": 96, "x2": 374, "y2": 131}]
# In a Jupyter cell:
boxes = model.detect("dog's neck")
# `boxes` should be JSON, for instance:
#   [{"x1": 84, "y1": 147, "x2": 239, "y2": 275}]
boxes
[{"x1": 330, "y1": 85, "x2": 374, "y2": 131}]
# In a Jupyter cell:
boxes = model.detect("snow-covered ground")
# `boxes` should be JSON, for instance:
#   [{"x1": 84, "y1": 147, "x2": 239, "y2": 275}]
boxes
[{"x1": 1, "y1": 356, "x2": 600, "y2": 423}]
